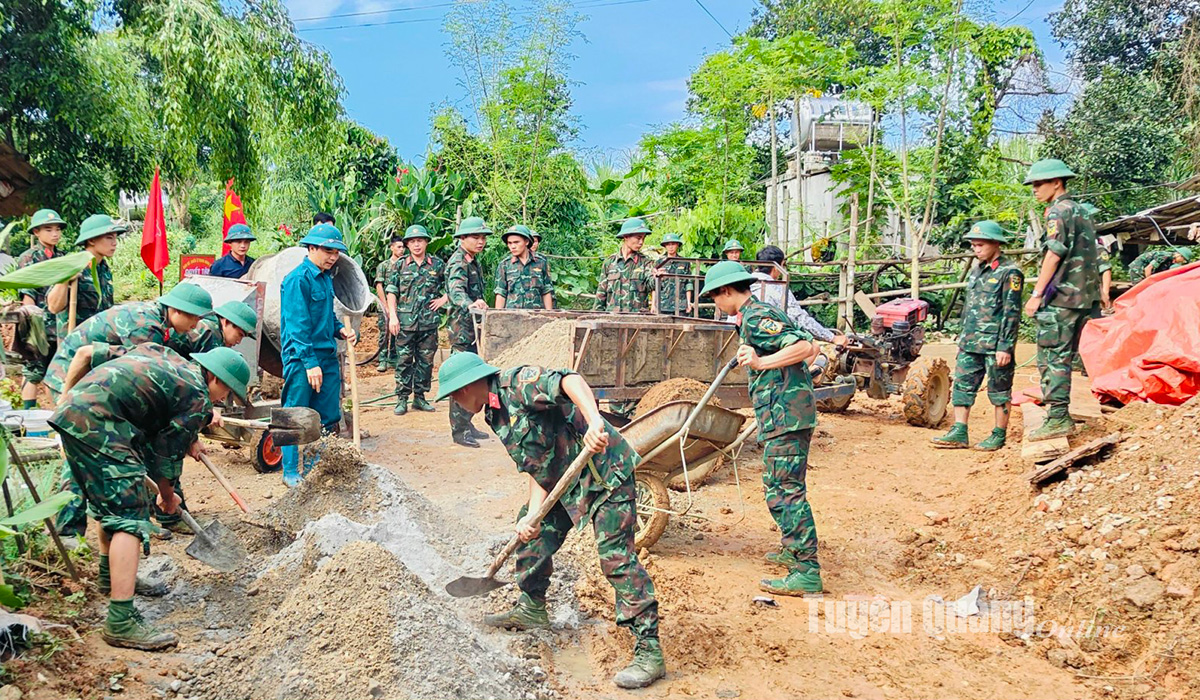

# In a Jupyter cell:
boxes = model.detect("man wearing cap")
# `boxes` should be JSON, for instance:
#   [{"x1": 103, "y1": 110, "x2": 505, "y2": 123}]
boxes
[
  {"x1": 722, "y1": 238, "x2": 745, "y2": 262},
  {"x1": 1022, "y1": 159, "x2": 1100, "y2": 441},
  {"x1": 51, "y1": 343, "x2": 250, "y2": 650},
  {"x1": 594, "y1": 218, "x2": 653, "y2": 314},
  {"x1": 15, "y1": 209, "x2": 65, "y2": 408},
  {"x1": 530, "y1": 230, "x2": 555, "y2": 308},
  {"x1": 700, "y1": 260, "x2": 825, "y2": 595},
  {"x1": 280, "y1": 224, "x2": 357, "y2": 486},
  {"x1": 386, "y1": 225, "x2": 447, "y2": 416},
  {"x1": 47, "y1": 213, "x2": 122, "y2": 335},
  {"x1": 651, "y1": 234, "x2": 692, "y2": 315},
  {"x1": 933, "y1": 222, "x2": 1023, "y2": 452},
  {"x1": 209, "y1": 224, "x2": 256, "y2": 279},
  {"x1": 444, "y1": 217, "x2": 492, "y2": 447},
  {"x1": 48, "y1": 284, "x2": 214, "y2": 537},
  {"x1": 494, "y1": 224, "x2": 552, "y2": 310},
  {"x1": 435, "y1": 352, "x2": 665, "y2": 689},
  {"x1": 374, "y1": 236, "x2": 405, "y2": 372}
]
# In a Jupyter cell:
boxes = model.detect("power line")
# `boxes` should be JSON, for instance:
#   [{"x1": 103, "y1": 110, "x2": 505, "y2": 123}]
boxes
[
  {"x1": 298, "y1": 16, "x2": 442, "y2": 32},
  {"x1": 296, "y1": 0, "x2": 651, "y2": 33},
  {"x1": 293, "y1": 1, "x2": 465, "y2": 24},
  {"x1": 1000, "y1": 0, "x2": 1038, "y2": 25},
  {"x1": 691, "y1": 0, "x2": 731, "y2": 38}
]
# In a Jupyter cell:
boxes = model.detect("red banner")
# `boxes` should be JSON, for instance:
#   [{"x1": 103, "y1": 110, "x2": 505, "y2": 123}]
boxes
[
  {"x1": 180, "y1": 254, "x2": 216, "y2": 281},
  {"x1": 141, "y1": 167, "x2": 169, "y2": 282}
]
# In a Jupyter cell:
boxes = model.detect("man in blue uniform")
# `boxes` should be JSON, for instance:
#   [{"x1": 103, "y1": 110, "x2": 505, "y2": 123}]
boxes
[
  {"x1": 209, "y1": 224, "x2": 256, "y2": 278},
  {"x1": 279, "y1": 223, "x2": 356, "y2": 486}
]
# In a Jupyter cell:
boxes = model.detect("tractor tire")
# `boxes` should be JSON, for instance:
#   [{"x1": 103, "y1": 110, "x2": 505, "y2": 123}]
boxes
[
  {"x1": 668, "y1": 454, "x2": 724, "y2": 492},
  {"x1": 902, "y1": 356, "x2": 951, "y2": 428},
  {"x1": 634, "y1": 473, "x2": 671, "y2": 551},
  {"x1": 816, "y1": 375, "x2": 856, "y2": 414}
]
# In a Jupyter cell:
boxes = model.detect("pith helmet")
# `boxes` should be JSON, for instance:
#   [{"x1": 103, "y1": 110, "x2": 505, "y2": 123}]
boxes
[
  {"x1": 963, "y1": 220, "x2": 1009, "y2": 243},
  {"x1": 298, "y1": 223, "x2": 348, "y2": 252},
  {"x1": 403, "y1": 224, "x2": 431, "y2": 241},
  {"x1": 435, "y1": 351, "x2": 500, "y2": 401},
  {"x1": 618, "y1": 218, "x2": 651, "y2": 237},
  {"x1": 159, "y1": 283, "x2": 214, "y2": 317},
  {"x1": 193, "y1": 347, "x2": 251, "y2": 400},
  {"x1": 455, "y1": 217, "x2": 492, "y2": 238},
  {"x1": 76, "y1": 214, "x2": 128, "y2": 246},
  {"x1": 1024, "y1": 159, "x2": 1077, "y2": 185},
  {"x1": 214, "y1": 301, "x2": 258, "y2": 338},
  {"x1": 661, "y1": 233, "x2": 684, "y2": 246},
  {"x1": 722, "y1": 238, "x2": 744, "y2": 253},
  {"x1": 30, "y1": 209, "x2": 64, "y2": 231},
  {"x1": 224, "y1": 224, "x2": 256, "y2": 242},
  {"x1": 503, "y1": 224, "x2": 534, "y2": 244}
]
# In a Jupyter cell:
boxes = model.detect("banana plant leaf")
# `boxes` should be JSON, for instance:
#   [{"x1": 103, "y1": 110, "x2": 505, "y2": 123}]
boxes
[
  {"x1": 0, "y1": 491, "x2": 77, "y2": 531},
  {"x1": 0, "y1": 251, "x2": 95, "y2": 291}
]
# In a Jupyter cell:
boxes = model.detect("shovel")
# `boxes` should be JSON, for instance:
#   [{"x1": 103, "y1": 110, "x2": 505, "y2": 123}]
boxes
[
  {"x1": 144, "y1": 478, "x2": 246, "y2": 572},
  {"x1": 221, "y1": 406, "x2": 322, "y2": 447}
]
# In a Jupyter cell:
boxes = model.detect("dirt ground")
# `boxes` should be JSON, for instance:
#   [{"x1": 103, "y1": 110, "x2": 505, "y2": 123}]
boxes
[{"x1": 8, "y1": 337, "x2": 1173, "y2": 700}]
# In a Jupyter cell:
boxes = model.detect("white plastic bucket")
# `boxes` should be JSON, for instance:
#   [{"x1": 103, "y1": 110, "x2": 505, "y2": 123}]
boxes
[{"x1": 1, "y1": 410, "x2": 53, "y2": 437}]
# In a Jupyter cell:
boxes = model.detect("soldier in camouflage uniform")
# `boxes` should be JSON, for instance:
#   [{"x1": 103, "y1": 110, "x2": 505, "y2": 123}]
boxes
[
  {"x1": 932, "y1": 222, "x2": 1023, "y2": 452},
  {"x1": 46, "y1": 214, "x2": 121, "y2": 336},
  {"x1": 652, "y1": 233, "x2": 693, "y2": 315},
  {"x1": 494, "y1": 225, "x2": 552, "y2": 310},
  {"x1": 444, "y1": 217, "x2": 492, "y2": 447},
  {"x1": 386, "y1": 225, "x2": 447, "y2": 416},
  {"x1": 15, "y1": 209, "x2": 65, "y2": 408},
  {"x1": 50, "y1": 344, "x2": 249, "y2": 651},
  {"x1": 721, "y1": 238, "x2": 744, "y2": 262},
  {"x1": 530, "y1": 230, "x2": 555, "y2": 308},
  {"x1": 49, "y1": 284, "x2": 214, "y2": 537},
  {"x1": 595, "y1": 218, "x2": 654, "y2": 417},
  {"x1": 374, "y1": 236, "x2": 404, "y2": 371},
  {"x1": 1023, "y1": 160, "x2": 1100, "y2": 441},
  {"x1": 435, "y1": 352, "x2": 665, "y2": 689},
  {"x1": 701, "y1": 261, "x2": 824, "y2": 595},
  {"x1": 1129, "y1": 248, "x2": 1189, "y2": 285}
]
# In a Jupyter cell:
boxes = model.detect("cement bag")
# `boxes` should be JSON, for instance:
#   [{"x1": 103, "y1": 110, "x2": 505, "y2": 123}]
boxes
[
  {"x1": 1079, "y1": 260, "x2": 1200, "y2": 406},
  {"x1": 246, "y1": 247, "x2": 373, "y2": 352}
]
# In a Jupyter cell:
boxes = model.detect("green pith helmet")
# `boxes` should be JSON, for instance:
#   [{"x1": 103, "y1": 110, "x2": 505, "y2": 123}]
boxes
[
  {"x1": 455, "y1": 217, "x2": 492, "y2": 238},
  {"x1": 403, "y1": 224, "x2": 431, "y2": 241},
  {"x1": 503, "y1": 224, "x2": 534, "y2": 244},
  {"x1": 661, "y1": 233, "x2": 684, "y2": 246},
  {"x1": 76, "y1": 214, "x2": 129, "y2": 246},
  {"x1": 700, "y1": 260, "x2": 757, "y2": 297},
  {"x1": 214, "y1": 301, "x2": 258, "y2": 338},
  {"x1": 1023, "y1": 159, "x2": 1077, "y2": 185},
  {"x1": 193, "y1": 347, "x2": 251, "y2": 400},
  {"x1": 722, "y1": 238, "x2": 744, "y2": 253},
  {"x1": 532, "y1": 230, "x2": 542, "y2": 240},
  {"x1": 963, "y1": 220, "x2": 1009, "y2": 243},
  {"x1": 30, "y1": 209, "x2": 64, "y2": 231},
  {"x1": 434, "y1": 351, "x2": 500, "y2": 401},
  {"x1": 298, "y1": 223, "x2": 348, "y2": 252},
  {"x1": 224, "y1": 223, "x2": 256, "y2": 242},
  {"x1": 159, "y1": 283, "x2": 214, "y2": 317},
  {"x1": 618, "y1": 218, "x2": 651, "y2": 237},
  {"x1": 1177, "y1": 248, "x2": 1195, "y2": 262}
]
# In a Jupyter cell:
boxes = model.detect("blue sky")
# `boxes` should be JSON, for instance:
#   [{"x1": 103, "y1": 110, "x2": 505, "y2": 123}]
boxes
[{"x1": 288, "y1": 0, "x2": 1068, "y2": 162}]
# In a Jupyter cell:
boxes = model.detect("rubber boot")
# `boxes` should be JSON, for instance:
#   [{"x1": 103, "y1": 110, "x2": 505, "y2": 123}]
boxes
[
  {"x1": 377, "y1": 359, "x2": 389, "y2": 372},
  {"x1": 760, "y1": 563, "x2": 824, "y2": 596},
  {"x1": 1029, "y1": 415, "x2": 1074, "y2": 442},
  {"x1": 281, "y1": 445, "x2": 302, "y2": 487},
  {"x1": 974, "y1": 427, "x2": 1007, "y2": 452},
  {"x1": 468, "y1": 425, "x2": 490, "y2": 441},
  {"x1": 411, "y1": 394, "x2": 436, "y2": 412},
  {"x1": 22, "y1": 399, "x2": 37, "y2": 410},
  {"x1": 482, "y1": 593, "x2": 549, "y2": 630},
  {"x1": 613, "y1": 637, "x2": 666, "y2": 689},
  {"x1": 393, "y1": 398, "x2": 408, "y2": 416},
  {"x1": 931, "y1": 422, "x2": 969, "y2": 449},
  {"x1": 453, "y1": 432, "x2": 480, "y2": 448},
  {"x1": 102, "y1": 599, "x2": 178, "y2": 651},
  {"x1": 764, "y1": 550, "x2": 798, "y2": 568}
]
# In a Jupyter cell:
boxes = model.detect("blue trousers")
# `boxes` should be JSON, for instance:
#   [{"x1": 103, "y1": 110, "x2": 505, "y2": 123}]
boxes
[{"x1": 281, "y1": 355, "x2": 341, "y2": 482}]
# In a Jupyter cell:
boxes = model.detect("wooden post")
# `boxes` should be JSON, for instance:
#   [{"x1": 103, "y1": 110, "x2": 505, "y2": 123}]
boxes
[
  {"x1": 847, "y1": 194, "x2": 859, "y2": 329},
  {"x1": 793, "y1": 94, "x2": 803, "y2": 258},
  {"x1": 781, "y1": 184, "x2": 792, "y2": 254},
  {"x1": 836, "y1": 260, "x2": 847, "y2": 331},
  {"x1": 4, "y1": 438, "x2": 79, "y2": 582}
]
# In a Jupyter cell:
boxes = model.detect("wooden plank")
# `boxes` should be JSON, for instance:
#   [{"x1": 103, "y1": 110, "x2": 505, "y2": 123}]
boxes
[
  {"x1": 853, "y1": 290, "x2": 877, "y2": 318},
  {"x1": 1020, "y1": 404, "x2": 1071, "y2": 464},
  {"x1": 1026, "y1": 433, "x2": 1123, "y2": 485}
]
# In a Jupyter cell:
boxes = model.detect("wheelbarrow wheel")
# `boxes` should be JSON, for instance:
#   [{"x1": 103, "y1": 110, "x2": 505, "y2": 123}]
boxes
[
  {"x1": 668, "y1": 455, "x2": 724, "y2": 492},
  {"x1": 634, "y1": 473, "x2": 670, "y2": 551},
  {"x1": 254, "y1": 431, "x2": 284, "y2": 473}
]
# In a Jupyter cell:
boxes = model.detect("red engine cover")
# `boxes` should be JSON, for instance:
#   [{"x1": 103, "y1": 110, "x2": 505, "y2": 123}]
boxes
[{"x1": 873, "y1": 298, "x2": 929, "y2": 328}]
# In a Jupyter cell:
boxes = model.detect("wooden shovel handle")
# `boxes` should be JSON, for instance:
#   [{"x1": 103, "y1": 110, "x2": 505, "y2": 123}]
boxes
[
  {"x1": 343, "y1": 317, "x2": 360, "y2": 448},
  {"x1": 67, "y1": 278, "x2": 78, "y2": 332},
  {"x1": 198, "y1": 453, "x2": 249, "y2": 513}
]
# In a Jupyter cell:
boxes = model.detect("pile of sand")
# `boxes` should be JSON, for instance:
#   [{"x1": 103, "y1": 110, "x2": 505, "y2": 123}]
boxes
[
  {"x1": 633, "y1": 377, "x2": 720, "y2": 418},
  {"x1": 490, "y1": 320, "x2": 575, "y2": 369}
]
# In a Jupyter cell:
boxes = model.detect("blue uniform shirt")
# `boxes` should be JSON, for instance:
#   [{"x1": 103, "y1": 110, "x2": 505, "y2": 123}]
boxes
[
  {"x1": 280, "y1": 257, "x2": 344, "y2": 370},
  {"x1": 208, "y1": 253, "x2": 255, "y2": 279}
]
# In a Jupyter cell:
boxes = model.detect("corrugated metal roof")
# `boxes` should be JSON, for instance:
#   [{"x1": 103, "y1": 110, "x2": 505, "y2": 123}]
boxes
[{"x1": 1096, "y1": 194, "x2": 1200, "y2": 244}]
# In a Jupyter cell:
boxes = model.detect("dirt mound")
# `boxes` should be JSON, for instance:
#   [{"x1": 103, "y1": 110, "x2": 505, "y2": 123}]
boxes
[
  {"x1": 191, "y1": 540, "x2": 546, "y2": 700},
  {"x1": 491, "y1": 320, "x2": 575, "y2": 369},
  {"x1": 904, "y1": 399, "x2": 1200, "y2": 699},
  {"x1": 255, "y1": 438, "x2": 379, "y2": 532},
  {"x1": 632, "y1": 377, "x2": 720, "y2": 418}
]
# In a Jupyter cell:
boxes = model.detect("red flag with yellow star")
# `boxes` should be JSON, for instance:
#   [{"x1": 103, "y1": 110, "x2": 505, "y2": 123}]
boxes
[{"x1": 221, "y1": 178, "x2": 248, "y2": 256}]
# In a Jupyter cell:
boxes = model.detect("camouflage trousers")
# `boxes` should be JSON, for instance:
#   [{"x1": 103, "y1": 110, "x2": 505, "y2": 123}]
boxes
[
  {"x1": 376, "y1": 312, "x2": 398, "y2": 365},
  {"x1": 514, "y1": 477, "x2": 659, "y2": 639},
  {"x1": 951, "y1": 350, "x2": 1014, "y2": 407},
  {"x1": 448, "y1": 340, "x2": 479, "y2": 438},
  {"x1": 55, "y1": 433, "x2": 156, "y2": 551},
  {"x1": 394, "y1": 328, "x2": 437, "y2": 399},
  {"x1": 23, "y1": 338, "x2": 57, "y2": 384},
  {"x1": 1035, "y1": 306, "x2": 1091, "y2": 419},
  {"x1": 762, "y1": 430, "x2": 819, "y2": 566}
]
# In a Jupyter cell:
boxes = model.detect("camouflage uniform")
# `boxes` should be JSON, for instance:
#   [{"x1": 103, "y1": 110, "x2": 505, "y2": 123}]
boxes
[
  {"x1": 171, "y1": 316, "x2": 224, "y2": 359},
  {"x1": 56, "y1": 259, "x2": 114, "y2": 337},
  {"x1": 387, "y1": 255, "x2": 445, "y2": 401},
  {"x1": 654, "y1": 257, "x2": 693, "y2": 315},
  {"x1": 532, "y1": 252, "x2": 555, "y2": 307},
  {"x1": 48, "y1": 344, "x2": 212, "y2": 550},
  {"x1": 594, "y1": 251, "x2": 652, "y2": 313},
  {"x1": 483, "y1": 366, "x2": 658, "y2": 641},
  {"x1": 1128, "y1": 249, "x2": 1175, "y2": 285},
  {"x1": 375, "y1": 258, "x2": 399, "y2": 366},
  {"x1": 445, "y1": 245, "x2": 486, "y2": 437},
  {"x1": 952, "y1": 256, "x2": 1024, "y2": 407},
  {"x1": 494, "y1": 255, "x2": 551, "y2": 309},
  {"x1": 1036, "y1": 194, "x2": 1100, "y2": 420},
  {"x1": 15, "y1": 243, "x2": 60, "y2": 383},
  {"x1": 739, "y1": 298, "x2": 820, "y2": 567}
]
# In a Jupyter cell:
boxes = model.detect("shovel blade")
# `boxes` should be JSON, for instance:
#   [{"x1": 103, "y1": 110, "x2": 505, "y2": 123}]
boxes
[
  {"x1": 270, "y1": 407, "x2": 322, "y2": 445},
  {"x1": 185, "y1": 518, "x2": 247, "y2": 573},
  {"x1": 265, "y1": 428, "x2": 305, "y2": 446},
  {"x1": 445, "y1": 574, "x2": 510, "y2": 598}
]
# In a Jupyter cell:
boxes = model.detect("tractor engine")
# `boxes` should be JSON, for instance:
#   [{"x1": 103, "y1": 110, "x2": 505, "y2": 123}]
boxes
[{"x1": 868, "y1": 299, "x2": 929, "y2": 365}]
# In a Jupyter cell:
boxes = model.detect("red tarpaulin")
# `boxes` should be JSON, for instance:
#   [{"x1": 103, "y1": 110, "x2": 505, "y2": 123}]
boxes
[{"x1": 1079, "y1": 260, "x2": 1200, "y2": 405}]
